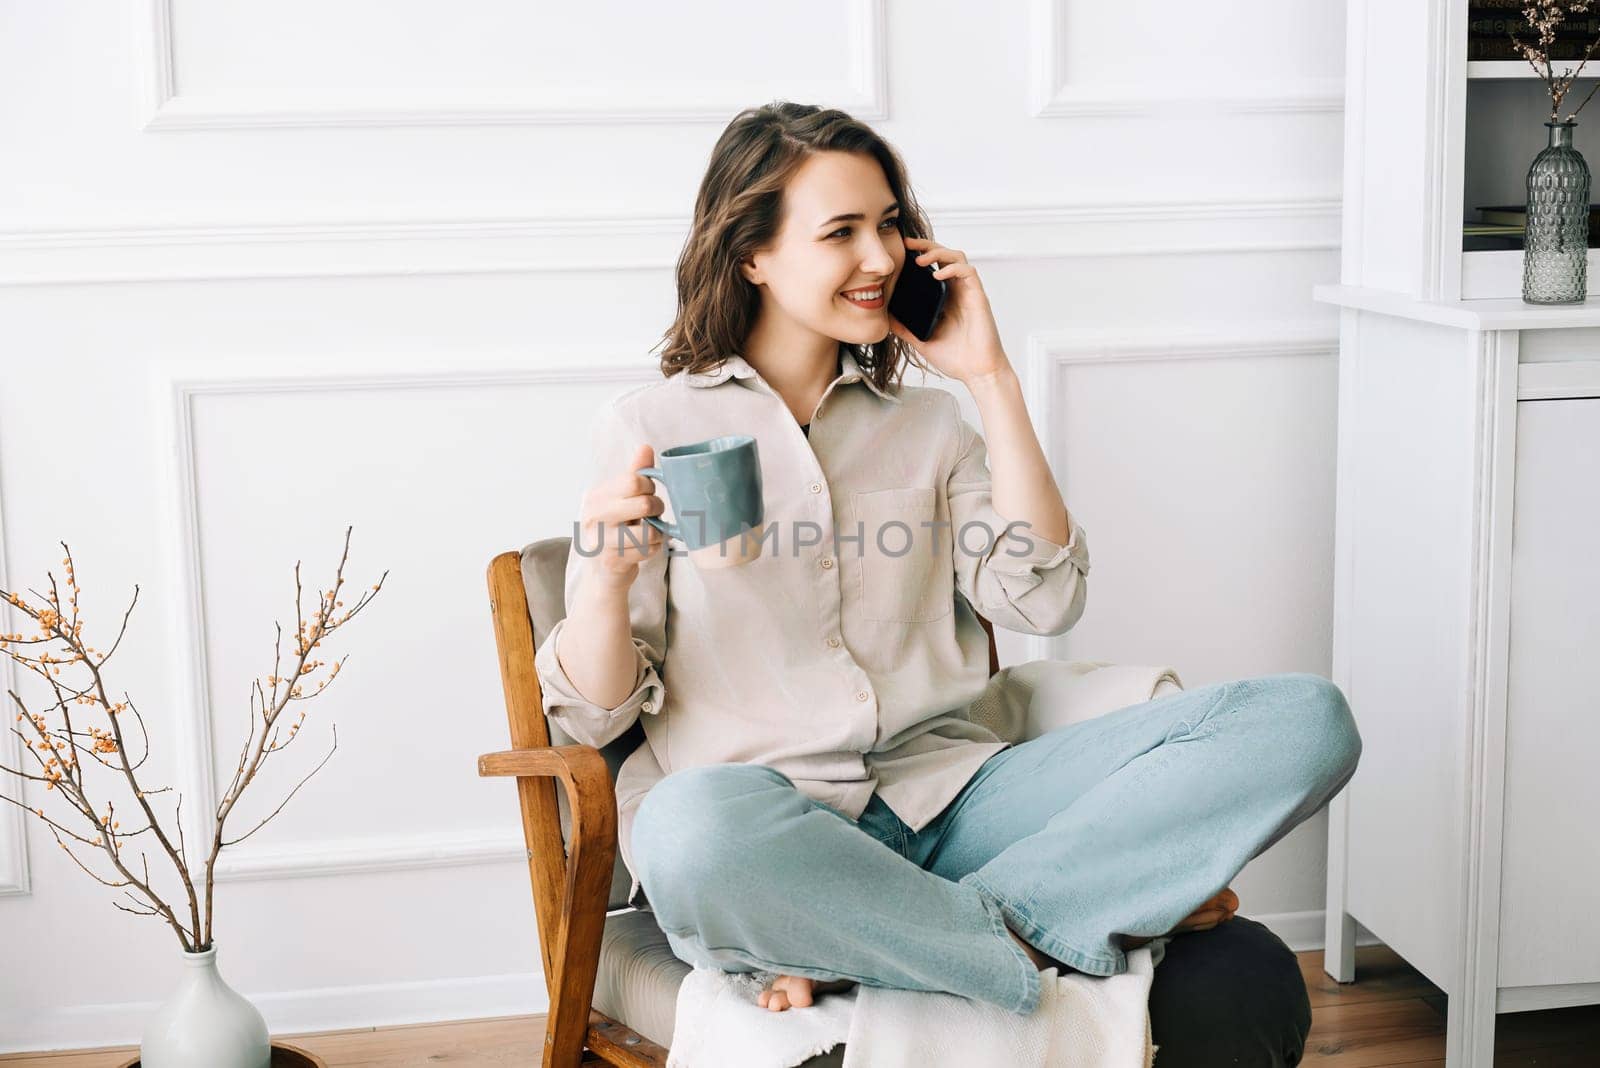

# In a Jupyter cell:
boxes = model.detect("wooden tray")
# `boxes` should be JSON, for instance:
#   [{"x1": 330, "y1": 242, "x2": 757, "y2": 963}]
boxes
[{"x1": 115, "y1": 1042, "x2": 326, "y2": 1068}]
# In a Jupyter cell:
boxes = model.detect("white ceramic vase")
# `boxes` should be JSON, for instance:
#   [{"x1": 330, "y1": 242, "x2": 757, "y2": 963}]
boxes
[{"x1": 140, "y1": 944, "x2": 271, "y2": 1068}]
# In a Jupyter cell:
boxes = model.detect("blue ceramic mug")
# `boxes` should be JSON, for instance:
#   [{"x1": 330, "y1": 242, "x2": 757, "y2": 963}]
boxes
[{"x1": 638, "y1": 435, "x2": 765, "y2": 569}]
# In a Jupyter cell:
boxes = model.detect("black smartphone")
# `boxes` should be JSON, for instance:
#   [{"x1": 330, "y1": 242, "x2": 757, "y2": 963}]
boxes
[{"x1": 888, "y1": 255, "x2": 948, "y2": 342}]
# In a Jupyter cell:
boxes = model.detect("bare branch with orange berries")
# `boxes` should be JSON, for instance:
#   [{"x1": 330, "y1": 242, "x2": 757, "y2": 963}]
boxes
[{"x1": 0, "y1": 526, "x2": 385, "y2": 953}]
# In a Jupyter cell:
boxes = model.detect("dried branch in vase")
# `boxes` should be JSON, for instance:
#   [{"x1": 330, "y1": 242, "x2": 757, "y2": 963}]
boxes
[
  {"x1": 0, "y1": 525, "x2": 387, "y2": 952},
  {"x1": 1509, "y1": 1, "x2": 1600, "y2": 121}
]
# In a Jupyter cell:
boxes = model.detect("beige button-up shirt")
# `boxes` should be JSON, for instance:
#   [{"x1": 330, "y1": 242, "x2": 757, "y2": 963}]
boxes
[{"x1": 533, "y1": 348, "x2": 1090, "y2": 908}]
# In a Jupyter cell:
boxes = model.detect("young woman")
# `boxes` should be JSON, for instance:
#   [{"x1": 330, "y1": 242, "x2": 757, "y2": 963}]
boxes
[{"x1": 534, "y1": 102, "x2": 1361, "y2": 1027}]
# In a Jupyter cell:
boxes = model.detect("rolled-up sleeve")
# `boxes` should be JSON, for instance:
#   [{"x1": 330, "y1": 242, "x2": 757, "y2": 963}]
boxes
[
  {"x1": 946, "y1": 395, "x2": 1089, "y2": 637},
  {"x1": 532, "y1": 396, "x2": 669, "y2": 750}
]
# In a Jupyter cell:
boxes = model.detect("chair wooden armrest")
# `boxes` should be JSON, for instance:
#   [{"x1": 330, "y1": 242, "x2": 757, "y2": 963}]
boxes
[
  {"x1": 479, "y1": 743, "x2": 668, "y2": 1067},
  {"x1": 479, "y1": 743, "x2": 611, "y2": 781}
]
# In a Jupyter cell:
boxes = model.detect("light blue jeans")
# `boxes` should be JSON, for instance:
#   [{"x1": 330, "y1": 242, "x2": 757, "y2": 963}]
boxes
[{"x1": 630, "y1": 671, "x2": 1362, "y2": 1016}]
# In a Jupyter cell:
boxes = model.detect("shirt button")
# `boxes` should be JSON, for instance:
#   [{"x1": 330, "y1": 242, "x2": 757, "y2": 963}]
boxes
[
  {"x1": 809, "y1": 482, "x2": 822, "y2": 493},
  {"x1": 826, "y1": 636, "x2": 841, "y2": 648},
  {"x1": 855, "y1": 691, "x2": 869, "y2": 702},
  {"x1": 821, "y1": 556, "x2": 834, "y2": 569}
]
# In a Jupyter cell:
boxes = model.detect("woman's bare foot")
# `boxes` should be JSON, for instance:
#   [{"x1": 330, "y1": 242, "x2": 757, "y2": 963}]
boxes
[
  {"x1": 1123, "y1": 887, "x2": 1239, "y2": 950},
  {"x1": 758, "y1": 974, "x2": 858, "y2": 1012},
  {"x1": 1004, "y1": 886, "x2": 1241, "y2": 966}
]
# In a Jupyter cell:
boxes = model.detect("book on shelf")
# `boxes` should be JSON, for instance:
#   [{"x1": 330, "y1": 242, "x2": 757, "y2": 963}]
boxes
[
  {"x1": 1467, "y1": 6, "x2": 1600, "y2": 62},
  {"x1": 1469, "y1": 39, "x2": 1600, "y2": 61},
  {"x1": 1461, "y1": 205, "x2": 1600, "y2": 251},
  {"x1": 1462, "y1": 234, "x2": 1526, "y2": 251},
  {"x1": 1468, "y1": 0, "x2": 1600, "y2": 17},
  {"x1": 1475, "y1": 204, "x2": 1600, "y2": 227},
  {"x1": 1468, "y1": 14, "x2": 1600, "y2": 34}
]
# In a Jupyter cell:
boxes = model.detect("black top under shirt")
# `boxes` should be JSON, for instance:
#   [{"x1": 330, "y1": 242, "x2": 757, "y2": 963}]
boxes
[{"x1": 801, "y1": 422, "x2": 811, "y2": 437}]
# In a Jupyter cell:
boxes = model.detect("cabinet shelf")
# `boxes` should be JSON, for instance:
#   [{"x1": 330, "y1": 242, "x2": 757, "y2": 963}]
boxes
[
  {"x1": 1315, "y1": 282, "x2": 1600, "y2": 330},
  {"x1": 1461, "y1": 247, "x2": 1600, "y2": 299}
]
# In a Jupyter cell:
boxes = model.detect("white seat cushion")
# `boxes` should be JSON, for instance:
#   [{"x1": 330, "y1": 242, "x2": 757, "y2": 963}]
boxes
[{"x1": 596, "y1": 908, "x2": 845, "y2": 1067}]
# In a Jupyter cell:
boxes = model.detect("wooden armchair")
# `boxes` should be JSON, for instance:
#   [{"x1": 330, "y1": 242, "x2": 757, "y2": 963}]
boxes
[
  {"x1": 478, "y1": 537, "x2": 1316, "y2": 1067},
  {"x1": 476, "y1": 539, "x2": 999, "y2": 1068}
]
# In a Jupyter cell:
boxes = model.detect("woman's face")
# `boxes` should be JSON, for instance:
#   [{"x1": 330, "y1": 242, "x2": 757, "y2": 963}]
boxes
[{"x1": 740, "y1": 150, "x2": 905, "y2": 349}]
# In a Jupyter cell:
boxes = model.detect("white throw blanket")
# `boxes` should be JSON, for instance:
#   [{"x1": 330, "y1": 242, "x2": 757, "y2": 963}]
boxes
[
  {"x1": 666, "y1": 940, "x2": 1168, "y2": 1068},
  {"x1": 664, "y1": 661, "x2": 1187, "y2": 1067}
]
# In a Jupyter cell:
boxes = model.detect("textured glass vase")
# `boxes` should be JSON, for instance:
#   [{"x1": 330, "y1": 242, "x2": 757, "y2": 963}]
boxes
[{"x1": 1522, "y1": 120, "x2": 1591, "y2": 305}]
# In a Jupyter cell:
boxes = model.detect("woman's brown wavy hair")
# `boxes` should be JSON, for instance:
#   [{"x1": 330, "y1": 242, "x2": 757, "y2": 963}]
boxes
[{"x1": 653, "y1": 100, "x2": 936, "y2": 395}]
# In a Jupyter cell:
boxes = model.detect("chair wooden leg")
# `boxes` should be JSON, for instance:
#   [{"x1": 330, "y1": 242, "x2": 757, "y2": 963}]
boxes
[{"x1": 585, "y1": 1009, "x2": 670, "y2": 1066}]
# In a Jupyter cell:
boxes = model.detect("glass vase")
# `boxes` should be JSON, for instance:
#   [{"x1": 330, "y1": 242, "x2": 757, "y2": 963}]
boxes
[{"x1": 1522, "y1": 120, "x2": 1591, "y2": 305}]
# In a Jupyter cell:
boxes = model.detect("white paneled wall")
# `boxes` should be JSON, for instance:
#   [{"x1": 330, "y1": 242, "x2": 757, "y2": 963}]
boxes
[{"x1": 0, "y1": 0, "x2": 1370, "y2": 1052}]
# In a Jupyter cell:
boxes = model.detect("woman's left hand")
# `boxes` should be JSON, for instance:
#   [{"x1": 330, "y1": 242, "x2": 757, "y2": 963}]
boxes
[{"x1": 887, "y1": 235, "x2": 1012, "y2": 385}]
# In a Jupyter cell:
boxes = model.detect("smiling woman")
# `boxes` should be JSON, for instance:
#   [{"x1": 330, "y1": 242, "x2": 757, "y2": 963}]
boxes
[
  {"x1": 532, "y1": 101, "x2": 1348, "y2": 1066},
  {"x1": 732, "y1": 149, "x2": 906, "y2": 394},
  {"x1": 652, "y1": 104, "x2": 937, "y2": 409}
]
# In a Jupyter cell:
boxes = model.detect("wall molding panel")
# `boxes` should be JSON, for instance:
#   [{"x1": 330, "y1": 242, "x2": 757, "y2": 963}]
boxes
[
  {"x1": 0, "y1": 490, "x2": 32, "y2": 897},
  {"x1": 136, "y1": 0, "x2": 888, "y2": 131},
  {"x1": 0, "y1": 196, "x2": 1340, "y2": 287},
  {"x1": 1020, "y1": 322, "x2": 1341, "y2": 664},
  {"x1": 1027, "y1": 0, "x2": 1344, "y2": 117},
  {"x1": 211, "y1": 828, "x2": 526, "y2": 883},
  {"x1": 150, "y1": 357, "x2": 658, "y2": 884}
]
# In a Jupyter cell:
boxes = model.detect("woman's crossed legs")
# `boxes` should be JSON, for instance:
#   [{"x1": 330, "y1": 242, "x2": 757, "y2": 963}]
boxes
[{"x1": 630, "y1": 671, "x2": 1362, "y2": 1017}]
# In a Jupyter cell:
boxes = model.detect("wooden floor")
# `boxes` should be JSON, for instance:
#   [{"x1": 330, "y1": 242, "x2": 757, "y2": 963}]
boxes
[{"x1": 5, "y1": 942, "x2": 1598, "y2": 1066}]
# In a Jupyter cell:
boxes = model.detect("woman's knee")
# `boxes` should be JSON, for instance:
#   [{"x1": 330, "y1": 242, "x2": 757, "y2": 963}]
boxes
[
  {"x1": 1253, "y1": 673, "x2": 1362, "y2": 787},
  {"x1": 630, "y1": 762, "x2": 791, "y2": 897},
  {"x1": 1292, "y1": 673, "x2": 1361, "y2": 784}
]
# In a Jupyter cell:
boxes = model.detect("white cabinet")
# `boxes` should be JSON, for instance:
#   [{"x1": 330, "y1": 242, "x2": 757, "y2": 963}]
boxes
[
  {"x1": 1312, "y1": 285, "x2": 1600, "y2": 1065},
  {"x1": 1313, "y1": 2, "x2": 1600, "y2": 1059},
  {"x1": 1498, "y1": 397, "x2": 1600, "y2": 994},
  {"x1": 1312, "y1": 2, "x2": 1600, "y2": 1061}
]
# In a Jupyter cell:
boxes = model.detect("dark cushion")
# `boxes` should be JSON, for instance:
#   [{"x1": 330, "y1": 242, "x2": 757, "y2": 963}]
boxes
[{"x1": 1145, "y1": 916, "x2": 1312, "y2": 1067}]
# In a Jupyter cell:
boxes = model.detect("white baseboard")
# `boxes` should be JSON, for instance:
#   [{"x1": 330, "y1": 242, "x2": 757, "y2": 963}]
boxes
[
  {"x1": 0, "y1": 971, "x2": 547, "y2": 1055},
  {"x1": 1251, "y1": 908, "x2": 1384, "y2": 954},
  {"x1": 0, "y1": 908, "x2": 1384, "y2": 1054}
]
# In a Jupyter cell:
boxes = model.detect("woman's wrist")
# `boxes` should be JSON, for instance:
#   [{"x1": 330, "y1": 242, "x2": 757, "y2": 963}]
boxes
[
  {"x1": 962, "y1": 361, "x2": 1022, "y2": 398},
  {"x1": 581, "y1": 559, "x2": 639, "y2": 598}
]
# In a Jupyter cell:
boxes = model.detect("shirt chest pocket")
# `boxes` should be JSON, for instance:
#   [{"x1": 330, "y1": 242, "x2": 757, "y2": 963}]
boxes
[{"x1": 852, "y1": 486, "x2": 953, "y2": 623}]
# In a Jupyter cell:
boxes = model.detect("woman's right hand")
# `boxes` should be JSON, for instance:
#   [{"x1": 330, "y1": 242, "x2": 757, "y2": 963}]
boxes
[{"x1": 579, "y1": 442, "x2": 666, "y2": 589}]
